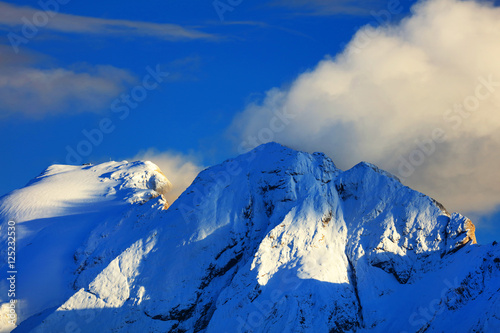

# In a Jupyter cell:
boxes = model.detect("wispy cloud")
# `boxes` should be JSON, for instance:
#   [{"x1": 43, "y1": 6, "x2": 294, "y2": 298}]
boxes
[
  {"x1": 0, "y1": 1, "x2": 216, "y2": 41},
  {"x1": 269, "y1": 0, "x2": 386, "y2": 16},
  {"x1": 162, "y1": 55, "x2": 203, "y2": 82},
  {"x1": 207, "y1": 20, "x2": 313, "y2": 40},
  {"x1": 0, "y1": 45, "x2": 136, "y2": 118}
]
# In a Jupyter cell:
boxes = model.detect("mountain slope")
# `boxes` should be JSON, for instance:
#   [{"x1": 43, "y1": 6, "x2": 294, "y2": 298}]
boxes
[
  {"x1": 1, "y1": 143, "x2": 498, "y2": 333},
  {"x1": 0, "y1": 161, "x2": 171, "y2": 332}
]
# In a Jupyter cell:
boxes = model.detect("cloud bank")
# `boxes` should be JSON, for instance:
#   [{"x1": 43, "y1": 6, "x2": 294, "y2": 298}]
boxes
[
  {"x1": 231, "y1": 0, "x2": 500, "y2": 214},
  {"x1": 0, "y1": 48, "x2": 136, "y2": 118},
  {"x1": 133, "y1": 149, "x2": 204, "y2": 205}
]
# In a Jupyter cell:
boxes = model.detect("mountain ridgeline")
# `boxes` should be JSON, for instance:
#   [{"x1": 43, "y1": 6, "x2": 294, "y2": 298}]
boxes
[{"x1": 0, "y1": 143, "x2": 498, "y2": 333}]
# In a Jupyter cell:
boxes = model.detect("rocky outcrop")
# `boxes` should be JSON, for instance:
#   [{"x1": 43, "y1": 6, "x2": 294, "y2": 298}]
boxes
[{"x1": 445, "y1": 213, "x2": 477, "y2": 254}]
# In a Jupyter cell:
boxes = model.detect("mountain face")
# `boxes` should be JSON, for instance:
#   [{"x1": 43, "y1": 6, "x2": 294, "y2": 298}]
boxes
[{"x1": 1, "y1": 143, "x2": 499, "y2": 333}]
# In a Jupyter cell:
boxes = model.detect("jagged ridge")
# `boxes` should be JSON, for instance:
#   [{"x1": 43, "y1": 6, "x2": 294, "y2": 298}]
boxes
[{"x1": 0, "y1": 143, "x2": 498, "y2": 333}]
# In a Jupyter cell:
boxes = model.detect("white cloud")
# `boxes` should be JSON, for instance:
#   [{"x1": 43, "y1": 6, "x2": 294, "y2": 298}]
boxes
[
  {"x1": 0, "y1": 1, "x2": 215, "y2": 41},
  {"x1": 230, "y1": 0, "x2": 500, "y2": 214},
  {"x1": 0, "y1": 53, "x2": 136, "y2": 118},
  {"x1": 132, "y1": 149, "x2": 204, "y2": 204}
]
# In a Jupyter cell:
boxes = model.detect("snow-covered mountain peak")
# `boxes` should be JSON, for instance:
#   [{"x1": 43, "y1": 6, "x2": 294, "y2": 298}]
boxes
[
  {"x1": 1, "y1": 160, "x2": 171, "y2": 220},
  {"x1": 0, "y1": 160, "x2": 171, "y2": 332},
  {"x1": 194, "y1": 142, "x2": 338, "y2": 183},
  {"x1": 347, "y1": 160, "x2": 402, "y2": 183},
  {"x1": 1, "y1": 143, "x2": 497, "y2": 333}
]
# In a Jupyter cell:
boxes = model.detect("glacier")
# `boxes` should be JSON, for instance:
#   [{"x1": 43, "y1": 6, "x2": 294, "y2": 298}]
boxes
[{"x1": 0, "y1": 142, "x2": 498, "y2": 333}]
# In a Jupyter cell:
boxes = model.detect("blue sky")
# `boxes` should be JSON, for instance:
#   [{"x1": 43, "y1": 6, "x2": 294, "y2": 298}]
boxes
[{"x1": 1, "y1": 0, "x2": 499, "y2": 243}]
